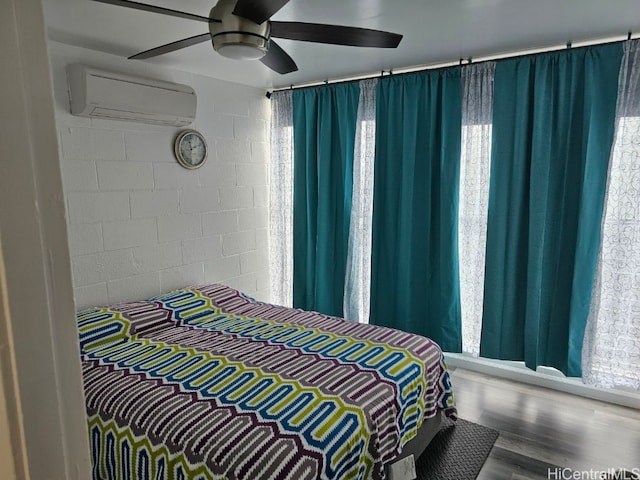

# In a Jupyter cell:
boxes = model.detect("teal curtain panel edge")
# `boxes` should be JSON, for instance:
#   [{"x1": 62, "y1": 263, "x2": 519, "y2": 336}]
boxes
[
  {"x1": 369, "y1": 68, "x2": 464, "y2": 352},
  {"x1": 480, "y1": 43, "x2": 624, "y2": 376}
]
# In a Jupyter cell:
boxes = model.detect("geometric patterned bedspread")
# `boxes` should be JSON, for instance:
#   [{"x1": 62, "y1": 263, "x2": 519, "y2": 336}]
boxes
[{"x1": 78, "y1": 284, "x2": 456, "y2": 480}]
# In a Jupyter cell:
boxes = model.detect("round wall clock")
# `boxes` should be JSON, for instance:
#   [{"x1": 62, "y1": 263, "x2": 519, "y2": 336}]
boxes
[{"x1": 174, "y1": 129, "x2": 208, "y2": 169}]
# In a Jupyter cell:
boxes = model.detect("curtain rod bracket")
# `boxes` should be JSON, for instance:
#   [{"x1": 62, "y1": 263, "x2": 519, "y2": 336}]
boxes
[
  {"x1": 566, "y1": 41, "x2": 572, "y2": 49},
  {"x1": 265, "y1": 91, "x2": 272, "y2": 99},
  {"x1": 467, "y1": 57, "x2": 473, "y2": 64},
  {"x1": 628, "y1": 31, "x2": 633, "y2": 40}
]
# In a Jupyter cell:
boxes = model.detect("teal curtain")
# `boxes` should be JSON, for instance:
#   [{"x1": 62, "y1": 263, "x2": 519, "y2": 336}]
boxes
[
  {"x1": 292, "y1": 83, "x2": 360, "y2": 316},
  {"x1": 369, "y1": 69, "x2": 463, "y2": 352},
  {"x1": 480, "y1": 43, "x2": 623, "y2": 376}
]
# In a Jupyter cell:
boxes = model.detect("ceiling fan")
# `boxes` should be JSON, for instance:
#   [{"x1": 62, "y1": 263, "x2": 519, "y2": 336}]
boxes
[{"x1": 92, "y1": 0, "x2": 403, "y2": 74}]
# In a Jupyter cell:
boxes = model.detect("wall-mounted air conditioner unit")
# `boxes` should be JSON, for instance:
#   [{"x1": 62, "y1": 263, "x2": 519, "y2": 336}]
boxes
[{"x1": 66, "y1": 64, "x2": 197, "y2": 127}]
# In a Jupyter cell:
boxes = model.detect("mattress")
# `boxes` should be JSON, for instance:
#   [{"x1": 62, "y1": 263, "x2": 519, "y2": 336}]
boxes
[{"x1": 78, "y1": 284, "x2": 456, "y2": 480}]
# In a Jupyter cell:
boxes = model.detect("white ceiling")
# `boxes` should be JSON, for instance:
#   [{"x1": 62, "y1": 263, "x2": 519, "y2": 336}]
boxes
[{"x1": 42, "y1": 0, "x2": 640, "y2": 90}]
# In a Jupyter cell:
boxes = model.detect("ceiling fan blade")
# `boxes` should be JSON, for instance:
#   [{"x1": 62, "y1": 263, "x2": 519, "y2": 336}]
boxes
[
  {"x1": 91, "y1": 0, "x2": 219, "y2": 23},
  {"x1": 260, "y1": 40, "x2": 298, "y2": 74},
  {"x1": 270, "y1": 22, "x2": 403, "y2": 48},
  {"x1": 232, "y1": 0, "x2": 290, "y2": 25},
  {"x1": 129, "y1": 33, "x2": 211, "y2": 59}
]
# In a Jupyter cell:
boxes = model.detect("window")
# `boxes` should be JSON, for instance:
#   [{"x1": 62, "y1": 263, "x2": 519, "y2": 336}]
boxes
[{"x1": 584, "y1": 115, "x2": 640, "y2": 389}]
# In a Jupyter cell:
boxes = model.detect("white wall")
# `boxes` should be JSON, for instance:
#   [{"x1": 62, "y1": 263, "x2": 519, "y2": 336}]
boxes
[
  {"x1": 0, "y1": 241, "x2": 28, "y2": 480},
  {"x1": 48, "y1": 42, "x2": 271, "y2": 309},
  {"x1": 1, "y1": 1, "x2": 91, "y2": 477}
]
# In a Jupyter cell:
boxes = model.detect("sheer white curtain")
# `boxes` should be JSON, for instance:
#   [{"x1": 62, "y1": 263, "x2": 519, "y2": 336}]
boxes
[
  {"x1": 583, "y1": 40, "x2": 640, "y2": 390},
  {"x1": 269, "y1": 90, "x2": 294, "y2": 307},
  {"x1": 344, "y1": 79, "x2": 377, "y2": 323},
  {"x1": 269, "y1": 82, "x2": 375, "y2": 316},
  {"x1": 458, "y1": 62, "x2": 495, "y2": 356}
]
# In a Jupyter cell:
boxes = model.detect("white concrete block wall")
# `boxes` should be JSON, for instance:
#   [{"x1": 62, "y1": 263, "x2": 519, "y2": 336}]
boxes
[{"x1": 48, "y1": 41, "x2": 271, "y2": 309}]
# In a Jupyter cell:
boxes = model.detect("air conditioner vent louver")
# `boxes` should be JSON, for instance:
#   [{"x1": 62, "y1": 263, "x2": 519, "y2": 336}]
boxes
[{"x1": 66, "y1": 64, "x2": 196, "y2": 127}]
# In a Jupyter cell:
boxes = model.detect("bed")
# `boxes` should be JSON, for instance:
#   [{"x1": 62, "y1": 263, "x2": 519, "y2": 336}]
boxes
[{"x1": 78, "y1": 284, "x2": 456, "y2": 480}]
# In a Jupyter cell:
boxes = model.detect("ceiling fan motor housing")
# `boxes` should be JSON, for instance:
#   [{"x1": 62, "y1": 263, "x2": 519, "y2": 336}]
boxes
[{"x1": 209, "y1": 0, "x2": 270, "y2": 60}]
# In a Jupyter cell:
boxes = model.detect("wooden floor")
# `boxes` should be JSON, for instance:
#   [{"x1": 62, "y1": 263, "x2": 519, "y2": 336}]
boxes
[{"x1": 448, "y1": 367, "x2": 640, "y2": 480}]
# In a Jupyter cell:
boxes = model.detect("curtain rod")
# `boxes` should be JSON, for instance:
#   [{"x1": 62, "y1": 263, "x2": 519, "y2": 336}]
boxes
[{"x1": 266, "y1": 32, "x2": 637, "y2": 98}]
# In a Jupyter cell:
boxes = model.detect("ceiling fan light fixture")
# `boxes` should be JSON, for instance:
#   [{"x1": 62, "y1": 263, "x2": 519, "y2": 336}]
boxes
[
  {"x1": 213, "y1": 33, "x2": 269, "y2": 60},
  {"x1": 96, "y1": 0, "x2": 403, "y2": 75}
]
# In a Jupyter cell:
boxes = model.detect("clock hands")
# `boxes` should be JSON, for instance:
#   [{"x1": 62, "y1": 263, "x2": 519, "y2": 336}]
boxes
[{"x1": 174, "y1": 130, "x2": 207, "y2": 169}]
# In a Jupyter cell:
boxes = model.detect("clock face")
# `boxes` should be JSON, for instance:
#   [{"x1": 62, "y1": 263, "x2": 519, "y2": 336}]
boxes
[{"x1": 175, "y1": 130, "x2": 207, "y2": 169}]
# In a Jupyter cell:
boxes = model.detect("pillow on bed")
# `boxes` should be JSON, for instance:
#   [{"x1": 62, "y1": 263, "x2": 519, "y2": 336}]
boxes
[
  {"x1": 77, "y1": 298, "x2": 181, "y2": 353},
  {"x1": 76, "y1": 307, "x2": 132, "y2": 354}
]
